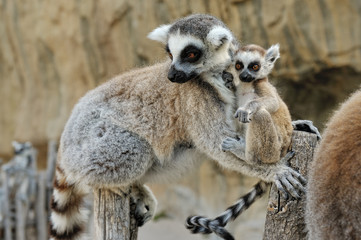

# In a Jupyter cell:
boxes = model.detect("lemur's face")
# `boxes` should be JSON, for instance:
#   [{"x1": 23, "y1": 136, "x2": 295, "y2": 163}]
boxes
[
  {"x1": 165, "y1": 34, "x2": 205, "y2": 83},
  {"x1": 12, "y1": 141, "x2": 32, "y2": 155},
  {"x1": 234, "y1": 50, "x2": 264, "y2": 83},
  {"x1": 234, "y1": 44, "x2": 280, "y2": 83},
  {"x1": 148, "y1": 15, "x2": 237, "y2": 83}
]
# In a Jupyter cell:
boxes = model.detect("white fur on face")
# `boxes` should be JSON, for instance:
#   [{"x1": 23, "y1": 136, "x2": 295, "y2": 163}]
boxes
[
  {"x1": 207, "y1": 40, "x2": 232, "y2": 71},
  {"x1": 167, "y1": 33, "x2": 206, "y2": 74},
  {"x1": 235, "y1": 51, "x2": 272, "y2": 79},
  {"x1": 168, "y1": 33, "x2": 204, "y2": 63},
  {"x1": 236, "y1": 51, "x2": 263, "y2": 67}
]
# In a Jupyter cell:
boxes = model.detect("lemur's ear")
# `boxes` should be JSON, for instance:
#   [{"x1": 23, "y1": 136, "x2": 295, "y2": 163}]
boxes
[
  {"x1": 147, "y1": 24, "x2": 171, "y2": 44},
  {"x1": 207, "y1": 26, "x2": 233, "y2": 48},
  {"x1": 12, "y1": 141, "x2": 20, "y2": 149},
  {"x1": 266, "y1": 44, "x2": 280, "y2": 63}
]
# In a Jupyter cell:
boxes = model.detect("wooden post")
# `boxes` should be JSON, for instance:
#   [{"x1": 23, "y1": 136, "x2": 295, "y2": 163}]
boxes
[
  {"x1": 94, "y1": 188, "x2": 138, "y2": 240},
  {"x1": 263, "y1": 130, "x2": 318, "y2": 239},
  {"x1": 36, "y1": 172, "x2": 48, "y2": 240}
]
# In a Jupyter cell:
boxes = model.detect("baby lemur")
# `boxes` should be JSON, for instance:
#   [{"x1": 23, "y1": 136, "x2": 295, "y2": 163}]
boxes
[
  {"x1": 187, "y1": 44, "x2": 296, "y2": 240},
  {"x1": 222, "y1": 43, "x2": 293, "y2": 166}
]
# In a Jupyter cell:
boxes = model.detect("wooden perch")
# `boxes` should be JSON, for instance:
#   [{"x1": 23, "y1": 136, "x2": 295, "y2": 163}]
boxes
[
  {"x1": 92, "y1": 131, "x2": 318, "y2": 240},
  {"x1": 263, "y1": 130, "x2": 318, "y2": 240},
  {"x1": 94, "y1": 188, "x2": 138, "y2": 240}
]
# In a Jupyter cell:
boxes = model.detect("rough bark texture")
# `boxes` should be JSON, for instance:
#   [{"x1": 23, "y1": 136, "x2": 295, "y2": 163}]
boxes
[
  {"x1": 263, "y1": 130, "x2": 318, "y2": 240},
  {"x1": 94, "y1": 188, "x2": 138, "y2": 240}
]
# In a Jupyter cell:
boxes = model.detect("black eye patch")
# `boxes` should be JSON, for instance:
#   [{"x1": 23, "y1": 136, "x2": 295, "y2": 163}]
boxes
[
  {"x1": 248, "y1": 61, "x2": 261, "y2": 71},
  {"x1": 180, "y1": 45, "x2": 202, "y2": 63},
  {"x1": 165, "y1": 44, "x2": 170, "y2": 53}
]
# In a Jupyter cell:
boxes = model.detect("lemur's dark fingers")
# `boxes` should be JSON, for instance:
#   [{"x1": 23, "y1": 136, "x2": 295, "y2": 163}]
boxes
[
  {"x1": 280, "y1": 151, "x2": 295, "y2": 164},
  {"x1": 289, "y1": 168, "x2": 307, "y2": 186},
  {"x1": 280, "y1": 177, "x2": 301, "y2": 199},
  {"x1": 234, "y1": 111, "x2": 239, "y2": 119},
  {"x1": 286, "y1": 175, "x2": 305, "y2": 194},
  {"x1": 292, "y1": 120, "x2": 322, "y2": 140},
  {"x1": 274, "y1": 179, "x2": 289, "y2": 200}
]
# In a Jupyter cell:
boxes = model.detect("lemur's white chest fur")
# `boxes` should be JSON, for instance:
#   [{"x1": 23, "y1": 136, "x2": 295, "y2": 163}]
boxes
[{"x1": 236, "y1": 82, "x2": 256, "y2": 108}]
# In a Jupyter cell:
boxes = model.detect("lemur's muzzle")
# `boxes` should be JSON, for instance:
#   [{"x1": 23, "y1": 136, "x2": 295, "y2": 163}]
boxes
[
  {"x1": 240, "y1": 72, "x2": 255, "y2": 83},
  {"x1": 168, "y1": 65, "x2": 194, "y2": 83}
]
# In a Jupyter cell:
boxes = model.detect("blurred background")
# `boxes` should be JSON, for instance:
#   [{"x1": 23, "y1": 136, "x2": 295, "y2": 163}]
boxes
[{"x1": 0, "y1": 0, "x2": 360, "y2": 239}]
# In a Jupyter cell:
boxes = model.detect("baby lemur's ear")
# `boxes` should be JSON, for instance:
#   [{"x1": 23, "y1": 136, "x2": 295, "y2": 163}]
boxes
[
  {"x1": 147, "y1": 24, "x2": 171, "y2": 44},
  {"x1": 266, "y1": 44, "x2": 280, "y2": 63},
  {"x1": 207, "y1": 26, "x2": 233, "y2": 48}
]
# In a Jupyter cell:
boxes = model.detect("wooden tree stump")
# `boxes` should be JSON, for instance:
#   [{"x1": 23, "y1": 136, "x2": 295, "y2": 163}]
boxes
[
  {"x1": 94, "y1": 188, "x2": 138, "y2": 240},
  {"x1": 263, "y1": 130, "x2": 318, "y2": 239}
]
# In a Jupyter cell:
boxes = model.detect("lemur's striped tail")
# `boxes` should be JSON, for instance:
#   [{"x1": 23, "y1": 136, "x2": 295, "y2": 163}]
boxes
[
  {"x1": 185, "y1": 181, "x2": 270, "y2": 240},
  {"x1": 49, "y1": 166, "x2": 89, "y2": 240}
]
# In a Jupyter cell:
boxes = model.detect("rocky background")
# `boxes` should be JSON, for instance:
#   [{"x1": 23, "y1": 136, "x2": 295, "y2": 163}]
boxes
[{"x1": 1, "y1": 0, "x2": 360, "y2": 239}]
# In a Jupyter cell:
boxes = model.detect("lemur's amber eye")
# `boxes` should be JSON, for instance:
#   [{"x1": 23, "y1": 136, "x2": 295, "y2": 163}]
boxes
[
  {"x1": 168, "y1": 52, "x2": 173, "y2": 60},
  {"x1": 235, "y1": 62, "x2": 243, "y2": 70},
  {"x1": 252, "y1": 64, "x2": 260, "y2": 71},
  {"x1": 188, "y1": 52, "x2": 196, "y2": 58}
]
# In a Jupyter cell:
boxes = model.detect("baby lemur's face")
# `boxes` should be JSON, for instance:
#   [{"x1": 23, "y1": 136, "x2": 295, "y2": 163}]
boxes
[{"x1": 233, "y1": 44, "x2": 280, "y2": 83}]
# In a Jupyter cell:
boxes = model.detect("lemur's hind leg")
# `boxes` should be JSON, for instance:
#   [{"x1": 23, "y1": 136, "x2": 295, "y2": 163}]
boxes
[
  {"x1": 246, "y1": 108, "x2": 281, "y2": 164},
  {"x1": 131, "y1": 184, "x2": 157, "y2": 226}
]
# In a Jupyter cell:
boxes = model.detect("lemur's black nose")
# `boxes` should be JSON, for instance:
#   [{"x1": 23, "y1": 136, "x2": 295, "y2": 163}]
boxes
[
  {"x1": 168, "y1": 65, "x2": 188, "y2": 83},
  {"x1": 240, "y1": 72, "x2": 255, "y2": 82}
]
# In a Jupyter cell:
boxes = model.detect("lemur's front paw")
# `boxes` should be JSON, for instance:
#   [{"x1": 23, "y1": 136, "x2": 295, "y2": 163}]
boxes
[
  {"x1": 292, "y1": 120, "x2": 322, "y2": 140},
  {"x1": 222, "y1": 137, "x2": 243, "y2": 152},
  {"x1": 273, "y1": 152, "x2": 307, "y2": 200},
  {"x1": 235, "y1": 108, "x2": 252, "y2": 123}
]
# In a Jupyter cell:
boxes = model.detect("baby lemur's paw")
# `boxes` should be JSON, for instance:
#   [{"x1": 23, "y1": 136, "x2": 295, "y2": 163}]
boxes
[
  {"x1": 132, "y1": 185, "x2": 157, "y2": 227},
  {"x1": 235, "y1": 107, "x2": 252, "y2": 123}
]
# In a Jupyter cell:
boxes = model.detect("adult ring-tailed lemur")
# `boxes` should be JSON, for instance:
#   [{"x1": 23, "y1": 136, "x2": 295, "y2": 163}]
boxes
[{"x1": 50, "y1": 14, "x2": 308, "y2": 240}]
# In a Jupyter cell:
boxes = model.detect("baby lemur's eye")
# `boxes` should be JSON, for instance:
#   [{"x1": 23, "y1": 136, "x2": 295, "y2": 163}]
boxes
[
  {"x1": 235, "y1": 62, "x2": 243, "y2": 70},
  {"x1": 168, "y1": 52, "x2": 173, "y2": 60},
  {"x1": 250, "y1": 63, "x2": 260, "y2": 71}
]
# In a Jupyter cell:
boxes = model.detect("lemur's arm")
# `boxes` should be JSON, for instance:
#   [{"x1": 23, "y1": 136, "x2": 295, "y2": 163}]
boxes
[
  {"x1": 235, "y1": 95, "x2": 279, "y2": 123},
  {"x1": 190, "y1": 117, "x2": 305, "y2": 199}
]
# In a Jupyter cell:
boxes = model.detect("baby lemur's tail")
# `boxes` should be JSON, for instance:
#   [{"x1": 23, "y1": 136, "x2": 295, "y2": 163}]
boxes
[
  {"x1": 50, "y1": 166, "x2": 89, "y2": 240},
  {"x1": 186, "y1": 181, "x2": 270, "y2": 240}
]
